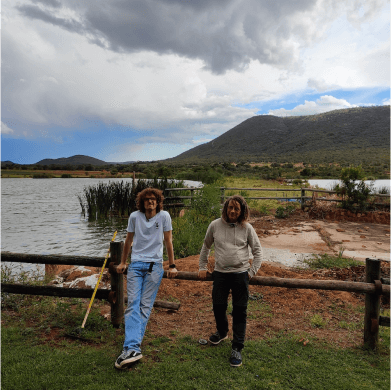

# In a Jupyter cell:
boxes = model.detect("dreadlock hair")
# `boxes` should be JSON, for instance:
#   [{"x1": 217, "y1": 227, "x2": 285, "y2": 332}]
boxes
[
  {"x1": 136, "y1": 188, "x2": 164, "y2": 213},
  {"x1": 221, "y1": 195, "x2": 250, "y2": 226}
]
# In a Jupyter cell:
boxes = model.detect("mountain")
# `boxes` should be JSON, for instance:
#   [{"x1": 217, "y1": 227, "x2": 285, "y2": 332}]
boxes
[
  {"x1": 35, "y1": 155, "x2": 109, "y2": 166},
  {"x1": 168, "y1": 106, "x2": 390, "y2": 164}
]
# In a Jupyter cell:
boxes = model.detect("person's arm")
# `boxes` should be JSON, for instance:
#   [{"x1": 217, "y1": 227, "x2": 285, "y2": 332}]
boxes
[
  {"x1": 248, "y1": 226, "x2": 263, "y2": 278},
  {"x1": 116, "y1": 232, "x2": 134, "y2": 273},
  {"x1": 198, "y1": 223, "x2": 214, "y2": 280},
  {"x1": 164, "y1": 230, "x2": 177, "y2": 278}
]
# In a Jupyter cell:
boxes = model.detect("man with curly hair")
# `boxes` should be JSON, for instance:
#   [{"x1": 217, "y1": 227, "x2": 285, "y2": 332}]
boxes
[
  {"x1": 198, "y1": 195, "x2": 263, "y2": 367},
  {"x1": 115, "y1": 188, "x2": 177, "y2": 369}
]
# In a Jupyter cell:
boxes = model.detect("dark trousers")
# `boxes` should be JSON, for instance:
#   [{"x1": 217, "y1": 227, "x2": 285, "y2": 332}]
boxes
[{"x1": 212, "y1": 271, "x2": 249, "y2": 351}]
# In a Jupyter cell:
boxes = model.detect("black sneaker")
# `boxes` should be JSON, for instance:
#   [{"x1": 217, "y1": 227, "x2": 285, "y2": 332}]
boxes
[
  {"x1": 209, "y1": 331, "x2": 228, "y2": 345},
  {"x1": 229, "y1": 347, "x2": 242, "y2": 367},
  {"x1": 115, "y1": 350, "x2": 143, "y2": 369}
]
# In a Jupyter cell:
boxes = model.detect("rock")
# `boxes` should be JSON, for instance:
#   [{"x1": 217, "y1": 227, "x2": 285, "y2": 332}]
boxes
[
  {"x1": 360, "y1": 235, "x2": 366, "y2": 239},
  {"x1": 336, "y1": 229, "x2": 345, "y2": 232}
]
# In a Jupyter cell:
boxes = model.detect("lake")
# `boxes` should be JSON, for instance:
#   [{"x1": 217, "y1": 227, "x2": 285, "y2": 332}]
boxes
[
  {"x1": 1, "y1": 178, "x2": 200, "y2": 276},
  {"x1": 307, "y1": 179, "x2": 390, "y2": 192}
]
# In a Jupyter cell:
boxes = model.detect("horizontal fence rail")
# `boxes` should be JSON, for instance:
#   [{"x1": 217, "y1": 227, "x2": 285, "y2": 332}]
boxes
[
  {"x1": 1, "y1": 252, "x2": 106, "y2": 267},
  {"x1": 164, "y1": 187, "x2": 390, "y2": 210},
  {"x1": 160, "y1": 271, "x2": 390, "y2": 295}
]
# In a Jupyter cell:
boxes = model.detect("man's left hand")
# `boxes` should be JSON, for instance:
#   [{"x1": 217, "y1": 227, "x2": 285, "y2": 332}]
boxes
[{"x1": 167, "y1": 267, "x2": 178, "y2": 278}]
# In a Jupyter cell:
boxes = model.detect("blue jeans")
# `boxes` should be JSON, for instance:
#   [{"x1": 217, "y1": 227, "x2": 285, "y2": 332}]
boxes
[{"x1": 123, "y1": 261, "x2": 164, "y2": 353}]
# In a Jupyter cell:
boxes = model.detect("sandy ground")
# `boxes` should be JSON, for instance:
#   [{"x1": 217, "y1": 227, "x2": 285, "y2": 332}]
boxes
[{"x1": 250, "y1": 213, "x2": 390, "y2": 266}]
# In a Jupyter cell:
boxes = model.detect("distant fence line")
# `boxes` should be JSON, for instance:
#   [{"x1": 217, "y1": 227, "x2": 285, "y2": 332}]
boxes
[{"x1": 164, "y1": 187, "x2": 390, "y2": 210}]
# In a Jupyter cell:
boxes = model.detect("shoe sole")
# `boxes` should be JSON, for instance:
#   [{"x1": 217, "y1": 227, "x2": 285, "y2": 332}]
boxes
[
  {"x1": 230, "y1": 361, "x2": 242, "y2": 367},
  {"x1": 115, "y1": 353, "x2": 143, "y2": 369},
  {"x1": 209, "y1": 335, "x2": 228, "y2": 345}
]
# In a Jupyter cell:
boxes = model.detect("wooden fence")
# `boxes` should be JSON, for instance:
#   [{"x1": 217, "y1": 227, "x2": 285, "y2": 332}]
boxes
[
  {"x1": 164, "y1": 187, "x2": 390, "y2": 210},
  {"x1": 2, "y1": 247, "x2": 389, "y2": 350}
]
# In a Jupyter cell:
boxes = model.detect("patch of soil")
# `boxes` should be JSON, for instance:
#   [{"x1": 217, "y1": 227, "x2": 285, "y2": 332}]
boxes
[{"x1": 138, "y1": 256, "x2": 390, "y2": 349}]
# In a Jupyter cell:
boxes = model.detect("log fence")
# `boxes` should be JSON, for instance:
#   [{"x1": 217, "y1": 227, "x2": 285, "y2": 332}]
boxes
[
  {"x1": 164, "y1": 187, "x2": 390, "y2": 210},
  {"x1": 2, "y1": 248, "x2": 389, "y2": 350}
]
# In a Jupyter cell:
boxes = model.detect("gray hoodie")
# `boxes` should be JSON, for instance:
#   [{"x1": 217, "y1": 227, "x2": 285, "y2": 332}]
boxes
[{"x1": 199, "y1": 218, "x2": 263, "y2": 277}]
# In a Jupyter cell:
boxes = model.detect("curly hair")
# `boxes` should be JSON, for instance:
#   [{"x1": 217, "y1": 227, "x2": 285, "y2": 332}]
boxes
[
  {"x1": 136, "y1": 188, "x2": 164, "y2": 213},
  {"x1": 221, "y1": 195, "x2": 250, "y2": 226}
]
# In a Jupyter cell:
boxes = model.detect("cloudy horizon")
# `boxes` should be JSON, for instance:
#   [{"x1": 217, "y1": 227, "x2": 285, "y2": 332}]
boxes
[{"x1": 2, "y1": 0, "x2": 389, "y2": 164}]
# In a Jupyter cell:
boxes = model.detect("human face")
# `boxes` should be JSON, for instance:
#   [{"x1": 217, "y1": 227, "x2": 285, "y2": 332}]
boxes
[
  {"x1": 144, "y1": 194, "x2": 157, "y2": 212},
  {"x1": 227, "y1": 200, "x2": 241, "y2": 223}
]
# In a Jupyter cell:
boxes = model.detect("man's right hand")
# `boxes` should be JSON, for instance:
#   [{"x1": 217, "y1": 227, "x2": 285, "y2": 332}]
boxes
[
  {"x1": 198, "y1": 270, "x2": 208, "y2": 280},
  {"x1": 116, "y1": 263, "x2": 127, "y2": 274}
]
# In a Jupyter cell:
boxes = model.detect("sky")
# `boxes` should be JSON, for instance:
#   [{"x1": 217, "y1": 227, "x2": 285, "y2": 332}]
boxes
[{"x1": 1, "y1": 0, "x2": 390, "y2": 164}]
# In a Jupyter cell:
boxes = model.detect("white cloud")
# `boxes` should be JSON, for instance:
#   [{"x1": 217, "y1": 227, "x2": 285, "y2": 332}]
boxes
[
  {"x1": 1, "y1": 0, "x2": 389, "y2": 161},
  {"x1": 1, "y1": 122, "x2": 14, "y2": 134},
  {"x1": 269, "y1": 95, "x2": 357, "y2": 116},
  {"x1": 192, "y1": 138, "x2": 213, "y2": 144}
]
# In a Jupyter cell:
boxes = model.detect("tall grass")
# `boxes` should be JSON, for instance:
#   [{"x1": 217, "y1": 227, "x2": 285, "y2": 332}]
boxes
[
  {"x1": 171, "y1": 184, "x2": 221, "y2": 259},
  {"x1": 78, "y1": 178, "x2": 185, "y2": 220}
]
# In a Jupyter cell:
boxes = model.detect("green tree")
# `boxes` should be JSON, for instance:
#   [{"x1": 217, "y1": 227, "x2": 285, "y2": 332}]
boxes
[{"x1": 336, "y1": 166, "x2": 373, "y2": 212}]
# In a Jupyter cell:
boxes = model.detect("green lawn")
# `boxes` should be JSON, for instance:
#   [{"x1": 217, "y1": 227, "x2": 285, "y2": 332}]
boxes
[{"x1": 2, "y1": 326, "x2": 389, "y2": 390}]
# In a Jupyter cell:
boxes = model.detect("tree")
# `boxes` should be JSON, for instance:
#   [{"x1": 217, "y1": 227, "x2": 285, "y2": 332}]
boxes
[{"x1": 336, "y1": 166, "x2": 372, "y2": 212}]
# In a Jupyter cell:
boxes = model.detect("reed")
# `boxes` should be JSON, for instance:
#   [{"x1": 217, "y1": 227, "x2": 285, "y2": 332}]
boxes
[{"x1": 78, "y1": 178, "x2": 185, "y2": 220}]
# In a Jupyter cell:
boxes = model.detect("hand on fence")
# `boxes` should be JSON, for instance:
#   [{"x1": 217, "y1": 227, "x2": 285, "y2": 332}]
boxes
[
  {"x1": 198, "y1": 270, "x2": 208, "y2": 280},
  {"x1": 168, "y1": 268, "x2": 178, "y2": 278},
  {"x1": 116, "y1": 263, "x2": 127, "y2": 274}
]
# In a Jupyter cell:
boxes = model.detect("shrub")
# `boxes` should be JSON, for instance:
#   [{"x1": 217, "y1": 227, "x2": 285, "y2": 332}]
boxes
[
  {"x1": 275, "y1": 203, "x2": 296, "y2": 218},
  {"x1": 171, "y1": 184, "x2": 221, "y2": 259},
  {"x1": 335, "y1": 166, "x2": 373, "y2": 212}
]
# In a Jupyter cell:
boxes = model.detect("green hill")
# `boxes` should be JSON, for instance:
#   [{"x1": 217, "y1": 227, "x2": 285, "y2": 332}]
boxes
[
  {"x1": 168, "y1": 106, "x2": 390, "y2": 164},
  {"x1": 35, "y1": 155, "x2": 108, "y2": 166}
]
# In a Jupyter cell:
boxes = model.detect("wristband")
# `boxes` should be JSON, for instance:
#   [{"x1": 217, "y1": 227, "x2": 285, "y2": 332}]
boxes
[{"x1": 169, "y1": 264, "x2": 176, "y2": 269}]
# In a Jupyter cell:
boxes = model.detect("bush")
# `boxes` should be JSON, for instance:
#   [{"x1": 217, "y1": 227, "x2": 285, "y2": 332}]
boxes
[
  {"x1": 171, "y1": 184, "x2": 221, "y2": 259},
  {"x1": 336, "y1": 166, "x2": 373, "y2": 212},
  {"x1": 275, "y1": 203, "x2": 296, "y2": 218}
]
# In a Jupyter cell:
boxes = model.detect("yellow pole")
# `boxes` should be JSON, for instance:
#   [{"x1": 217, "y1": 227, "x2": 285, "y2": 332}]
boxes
[{"x1": 81, "y1": 230, "x2": 117, "y2": 329}]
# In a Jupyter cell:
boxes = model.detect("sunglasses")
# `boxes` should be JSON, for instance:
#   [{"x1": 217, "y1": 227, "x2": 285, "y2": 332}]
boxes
[{"x1": 144, "y1": 197, "x2": 157, "y2": 202}]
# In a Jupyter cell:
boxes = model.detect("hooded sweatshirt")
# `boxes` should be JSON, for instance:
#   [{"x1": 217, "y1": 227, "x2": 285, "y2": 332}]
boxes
[{"x1": 199, "y1": 218, "x2": 263, "y2": 277}]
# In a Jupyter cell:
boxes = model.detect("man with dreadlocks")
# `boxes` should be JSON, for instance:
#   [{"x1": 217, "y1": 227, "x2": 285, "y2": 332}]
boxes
[{"x1": 198, "y1": 195, "x2": 263, "y2": 367}]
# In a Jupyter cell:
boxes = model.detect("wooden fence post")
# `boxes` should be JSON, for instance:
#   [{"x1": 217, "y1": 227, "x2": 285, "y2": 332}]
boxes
[
  {"x1": 110, "y1": 241, "x2": 124, "y2": 328},
  {"x1": 301, "y1": 188, "x2": 305, "y2": 210},
  {"x1": 364, "y1": 258, "x2": 381, "y2": 351},
  {"x1": 220, "y1": 187, "x2": 225, "y2": 204}
]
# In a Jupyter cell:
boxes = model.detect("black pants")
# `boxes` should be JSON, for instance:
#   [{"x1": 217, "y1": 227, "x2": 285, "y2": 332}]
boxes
[{"x1": 212, "y1": 271, "x2": 249, "y2": 351}]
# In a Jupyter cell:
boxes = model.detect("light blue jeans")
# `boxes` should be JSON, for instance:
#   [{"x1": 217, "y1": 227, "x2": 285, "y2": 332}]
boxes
[{"x1": 123, "y1": 261, "x2": 164, "y2": 353}]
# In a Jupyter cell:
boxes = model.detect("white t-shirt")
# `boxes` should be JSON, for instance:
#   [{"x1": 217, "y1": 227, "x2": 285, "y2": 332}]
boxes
[{"x1": 126, "y1": 210, "x2": 172, "y2": 263}]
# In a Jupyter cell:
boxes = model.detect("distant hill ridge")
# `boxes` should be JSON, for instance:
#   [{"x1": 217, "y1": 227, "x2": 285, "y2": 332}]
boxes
[
  {"x1": 35, "y1": 155, "x2": 108, "y2": 166},
  {"x1": 168, "y1": 105, "x2": 390, "y2": 164}
]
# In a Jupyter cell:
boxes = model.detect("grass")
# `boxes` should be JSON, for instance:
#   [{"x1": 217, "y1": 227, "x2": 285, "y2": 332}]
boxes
[
  {"x1": 2, "y1": 326, "x2": 390, "y2": 390},
  {"x1": 223, "y1": 177, "x2": 303, "y2": 215},
  {"x1": 302, "y1": 254, "x2": 363, "y2": 269}
]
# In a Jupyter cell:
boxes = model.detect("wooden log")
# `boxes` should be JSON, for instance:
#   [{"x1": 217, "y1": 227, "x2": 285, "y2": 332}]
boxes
[
  {"x1": 1, "y1": 283, "x2": 110, "y2": 300},
  {"x1": 153, "y1": 300, "x2": 181, "y2": 310},
  {"x1": 110, "y1": 242, "x2": 124, "y2": 328},
  {"x1": 379, "y1": 316, "x2": 390, "y2": 327},
  {"x1": 364, "y1": 258, "x2": 381, "y2": 351},
  {"x1": 162, "y1": 271, "x2": 390, "y2": 295},
  {"x1": 1, "y1": 252, "x2": 105, "y2": 267}
]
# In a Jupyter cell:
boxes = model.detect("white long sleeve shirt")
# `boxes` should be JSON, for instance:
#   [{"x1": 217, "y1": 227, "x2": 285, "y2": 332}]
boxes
[{"x1": 199, "y1": 218, "x2": 263, "y2": 277}]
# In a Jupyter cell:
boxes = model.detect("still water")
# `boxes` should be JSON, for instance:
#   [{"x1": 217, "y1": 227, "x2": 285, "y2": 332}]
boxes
[
  {"x1": 307, "y1": 179, "x2": 390, "y2": 192},
  {"x1": 1, "y1": 178, "x2": 200, "y2": 275}
]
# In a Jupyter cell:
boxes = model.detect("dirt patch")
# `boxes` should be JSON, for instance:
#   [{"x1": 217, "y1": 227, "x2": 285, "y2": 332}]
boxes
[{"x1": 138, "y1": 257, "x2": 390, "y2": 349}]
